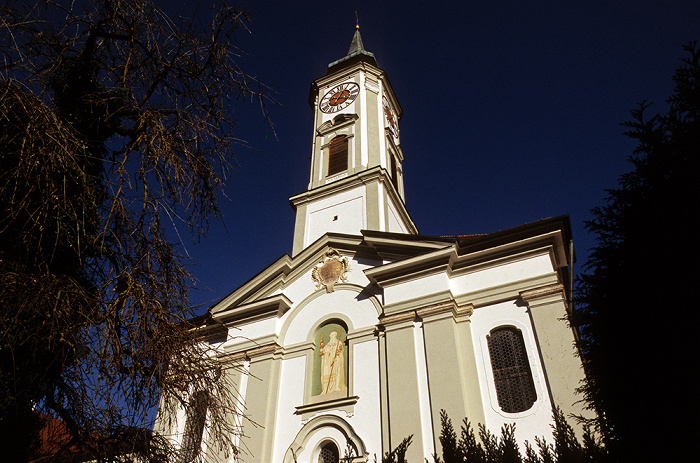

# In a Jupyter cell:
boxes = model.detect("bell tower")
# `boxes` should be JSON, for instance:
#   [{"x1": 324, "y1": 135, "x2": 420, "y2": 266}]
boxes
[{"x1": 290, "y1": 26, "x2": 418, "y2": 255}]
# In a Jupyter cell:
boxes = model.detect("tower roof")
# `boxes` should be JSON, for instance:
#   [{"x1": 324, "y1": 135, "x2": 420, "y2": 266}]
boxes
[
  {"x1": 347, "y1": 26, "x2": 365, "y2": 55},
  {"x1": 326, "y1": 26, "x2": 378, "y2": 74}
]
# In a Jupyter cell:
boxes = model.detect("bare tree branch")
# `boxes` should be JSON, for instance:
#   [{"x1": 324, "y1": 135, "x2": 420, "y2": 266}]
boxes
[{"x1": 0, "y1": 0, "x2": 274, "y2": 460}]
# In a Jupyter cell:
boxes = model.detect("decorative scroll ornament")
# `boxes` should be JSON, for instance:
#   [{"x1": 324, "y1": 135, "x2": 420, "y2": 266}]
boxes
[{"x1": 312, "y1": 248, "x2": 350, "y2": 293}]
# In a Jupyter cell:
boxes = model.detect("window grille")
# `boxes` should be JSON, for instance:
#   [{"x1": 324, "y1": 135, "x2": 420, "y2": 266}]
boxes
[
  {"x1": 328, "y1": 136, "x2": 348, "y2": 176},
  {"x1": 487, "y1": 327, "x2": 537, "y2": 413},
  {"x1": 318, "y1": 442, "x2": 339, "y2": 463}
]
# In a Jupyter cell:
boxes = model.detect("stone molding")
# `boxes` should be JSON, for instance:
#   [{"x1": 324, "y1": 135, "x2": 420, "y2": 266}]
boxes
[
  {"x1": 520, "y1": 283, "x2": 566, "y2": 304},
  {"x1": 379, "y1": 300, "x2": 474, "y2": 328},
  {"x1": 294, "y1": 395, "x2": 360, "y2": 423},
  {"x1": 218, "y1": 342, "x2": 279, "y2": 362}
]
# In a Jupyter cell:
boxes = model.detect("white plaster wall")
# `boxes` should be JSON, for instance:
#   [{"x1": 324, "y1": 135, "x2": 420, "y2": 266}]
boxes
[
  {"x1": 283, "y1": 288, "x2": 379, "y2": 346},
  {"x1": 383, "y1": 273, "x2": 449, "y2": 305},
  {"x1": 305, "y1": 186, "x2": 366, "y2": 249},
  {"x1": 223, "y1": 317, "x2": 277, "y2": 347},
  {"x1": 450, "y1": 253, "x2": 554, "y2": 296},
  {"x1": 280, "y1": 255, "x2": 380, "y2": 322},
  {"x1": 387, "y1": 200, "x2": 408, "y2": 234},
  {"x1": 380, "y1": 252, "x2": 556, "y2": 309},
  {"x1": 469, "y1": 300, "x2": 554, "y2": 446}
]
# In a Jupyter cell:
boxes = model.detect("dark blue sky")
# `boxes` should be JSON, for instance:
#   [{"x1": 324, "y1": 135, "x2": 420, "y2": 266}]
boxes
[{"x1": 183, "y1": 1, "x2": 699, "y2": 311}]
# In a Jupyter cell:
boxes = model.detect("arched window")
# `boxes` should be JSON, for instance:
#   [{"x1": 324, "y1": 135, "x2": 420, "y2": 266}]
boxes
[
  {"x1": 179, "y1": 390, "x2": 209, "y2": 463},
  {"x1": 312, "y1": 321, "x2": 348, "y2": 398},
  {"x1": 487, "y1": 327, "x2": 537, "y2": 413},
  {"x1": 327, "y1": 136, "x2": 348, "y2": 176},
  {"x1": 318, "y1": 441, "x2": 340, "y2": 463}
]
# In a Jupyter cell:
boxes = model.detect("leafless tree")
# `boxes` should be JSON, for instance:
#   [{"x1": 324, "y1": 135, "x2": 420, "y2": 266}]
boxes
[{"x1": 0, "y1": 0, "x2": 273, "y2": 460}]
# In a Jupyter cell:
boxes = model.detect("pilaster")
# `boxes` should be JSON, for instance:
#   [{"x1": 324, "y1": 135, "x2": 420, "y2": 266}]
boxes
[{"x1": 520, "y1": 284, "x2": 588, "y2": 427}]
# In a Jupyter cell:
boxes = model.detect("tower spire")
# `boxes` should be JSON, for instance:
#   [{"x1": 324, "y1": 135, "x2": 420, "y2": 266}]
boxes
[
  {"x1": 347, "y1": 21, "x2": 365, "y2": 56},
  {"x1": 326, "y1": 20, "x2": 377, "y2": 73}
]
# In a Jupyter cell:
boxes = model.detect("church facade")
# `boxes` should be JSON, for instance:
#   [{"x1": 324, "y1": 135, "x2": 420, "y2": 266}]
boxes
[{"x1": 160, "y1": 28, "x2": 586, "y2": 463}]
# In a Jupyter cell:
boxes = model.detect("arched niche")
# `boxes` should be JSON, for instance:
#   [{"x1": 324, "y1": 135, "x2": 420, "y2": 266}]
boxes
[
  {"x1": 279, "y1": 283, "x2": 381, "y2": 347},
  {"x1": 283, "y1": 414, "x2": 368, "y2": 463}
]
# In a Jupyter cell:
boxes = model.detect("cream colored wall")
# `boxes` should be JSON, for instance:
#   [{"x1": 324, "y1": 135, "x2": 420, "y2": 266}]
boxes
[
  {"x1": 423, "y1": 314, "x2": 470, "y2": 437},
  {"x1": 244, "y1": 355, "x2": 282, "y2": 462},
  {"x1": 384, "y1": 322, "x2": 427, "y2": 461},
  {"x1": 524, "y1": 290, "x2": 590, "y2": 430}
]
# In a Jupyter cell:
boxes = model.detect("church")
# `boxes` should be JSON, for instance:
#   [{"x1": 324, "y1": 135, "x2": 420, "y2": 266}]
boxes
[{"x1": 159, "y1": 27, "x2": 587, "y2": 463}]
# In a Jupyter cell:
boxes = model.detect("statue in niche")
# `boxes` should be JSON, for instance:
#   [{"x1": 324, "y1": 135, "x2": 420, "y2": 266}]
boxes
[{"x1": 319, "y1": 331, "x2": 346, "y2": 394}]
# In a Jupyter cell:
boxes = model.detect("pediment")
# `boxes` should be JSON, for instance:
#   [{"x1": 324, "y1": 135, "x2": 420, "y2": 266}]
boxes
[
  {"x1": 316, "y1": 113, "x2": 359, "y2": 136},
  {"x1": 209, "y1": 234, "x2": 364, "y2": 320},
  {"x1": 208, "y1": 231, "x2": 454, "y2": 323}
]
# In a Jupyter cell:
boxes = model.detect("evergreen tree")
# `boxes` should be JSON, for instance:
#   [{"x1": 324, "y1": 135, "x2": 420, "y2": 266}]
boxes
[
  {"x1": 439, "y1": 410, "x2": 462, "y2": 463},
  {"x1": 498, "y1": 424, "x2": 522, "y2": 463},
  {"x1": 434, "y1": 410, "x2": 605, "y2": 463},
  {"x1": 551, "y1": 408, "x2": 583, "y2": 463},
  {"x1": 383, "y1": 435, "x2": 413, "y2": 463},
  {"x1": 573, "y1": 42, "x2": 700, "y2": 462},
  {"x1": 459, "y1": 418, "x2": 486, "y2": 463}
]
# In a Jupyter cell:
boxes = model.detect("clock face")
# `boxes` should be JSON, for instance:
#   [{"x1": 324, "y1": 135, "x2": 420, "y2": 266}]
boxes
[
  {"x1": 382, "y1": 96, "x2": 399, "y2": 138},
  {"x1": 320, "y1": 82, "x2": 360, "y2": 113}
]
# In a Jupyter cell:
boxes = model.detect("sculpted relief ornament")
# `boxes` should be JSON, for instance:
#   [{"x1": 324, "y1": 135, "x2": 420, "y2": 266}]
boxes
[{"x1": 311, "y1": 248, "x2": 350, "y2": 293}]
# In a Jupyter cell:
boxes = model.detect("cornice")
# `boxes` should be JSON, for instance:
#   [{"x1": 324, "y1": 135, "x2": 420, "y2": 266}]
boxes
[
  {"x1": 210, "y1": 235, "x2": 368, "y2": 318},
  {"x1": 454, "y1": 273, "x2": 559, "y2": 309},
  {"x1": 519, "y1": 283, "x2": 568, "y2": 310},
  {"x1": 418, "y1": 301, "x2": 474, "y2": 320},
  {"x1": 218, "y1": 342, "x2": 279, "y2": 362},
  {"x1": 289, "y1": 166, "x2": 383, "y2": 206},
  {"x1": 213, "y1": 293, "x2": 292, "y2": 324},
  {"x1": 382, "y1": 289, "x2": 454, "y2": 316},
  {"x1": 520, "y1": 283, "x2": 566, "y2": 302},
  {"x1": 316, "y1": 113, "x2": 359, "y2": 136},
  {"x1": 210, "y1": 254, "x2": 293, "y2": 314},
  {"x1": 289, "y1": 166, "x2": 418, "y2": 235},
  {"x1": 365, "y1": 227, "x2": 570, "y2": 291},
  {"x1": 361, "y1": 232, "x2": 451, "y2": 260},
  {"x1": 364, "y1": 246, "x2": 455, "y2": 287},
  {"x1": 456, "y1": 217, "x2": 571, "y2": 270},
  {"x1": 378, "y1": 300, "x2": 474, "y2": 329}
]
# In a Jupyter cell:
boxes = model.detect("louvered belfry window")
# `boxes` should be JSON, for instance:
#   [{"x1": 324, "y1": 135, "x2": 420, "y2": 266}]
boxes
[
  {"x1": 328, "y1": 135, "x2": 348, "y2": 176},
  {"x1": 390, "y1": 154, "x2": 399, "y2": 192},
  {"x1": 487, "y1": 327, "x2": 537, "y2": 413}
]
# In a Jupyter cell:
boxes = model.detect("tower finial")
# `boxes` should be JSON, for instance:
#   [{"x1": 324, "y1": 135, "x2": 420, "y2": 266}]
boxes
[{"x1": 355, "y1": 11, "x2": 359, "y2": 30}]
